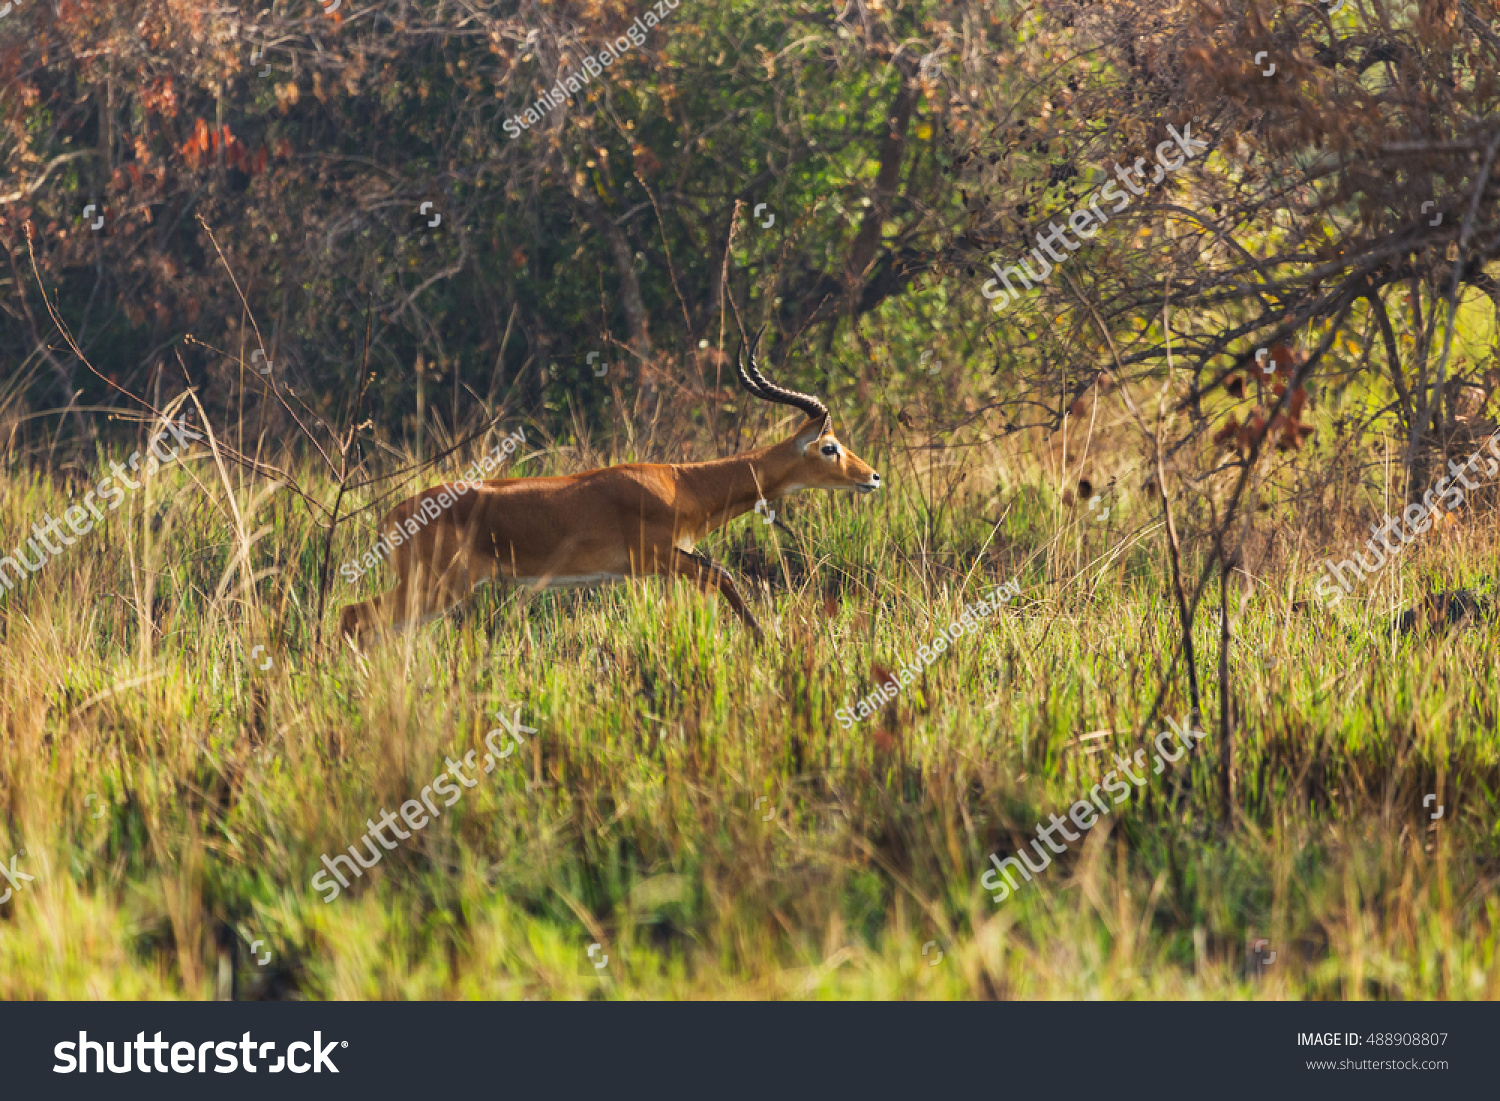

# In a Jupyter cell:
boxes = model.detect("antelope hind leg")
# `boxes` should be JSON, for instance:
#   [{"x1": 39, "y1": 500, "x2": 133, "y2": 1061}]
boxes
[{"x1": 340, "y1": 527, "x2": 497, "y2": 647}]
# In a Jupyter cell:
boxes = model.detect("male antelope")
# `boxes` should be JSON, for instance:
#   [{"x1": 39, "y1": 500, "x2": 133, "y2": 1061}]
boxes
[{"x1": 339, "y1": 336, "x2": 880, "y2": 645}]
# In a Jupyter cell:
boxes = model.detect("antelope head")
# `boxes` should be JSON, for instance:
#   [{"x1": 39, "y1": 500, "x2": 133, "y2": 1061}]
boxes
[{"x1": 737, "y1": 332, "x2": 882, "y2": 497}]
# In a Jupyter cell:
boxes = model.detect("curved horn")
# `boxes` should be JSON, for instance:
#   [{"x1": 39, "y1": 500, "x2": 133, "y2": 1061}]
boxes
[{"x1": 736, "y1": 328, "x2": 830, "y2": 431}]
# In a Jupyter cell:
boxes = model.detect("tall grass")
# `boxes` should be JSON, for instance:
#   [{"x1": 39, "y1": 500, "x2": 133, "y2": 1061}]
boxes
[{"x1": 1, "y1": 405, "x2": 1498, "y2": 1000}]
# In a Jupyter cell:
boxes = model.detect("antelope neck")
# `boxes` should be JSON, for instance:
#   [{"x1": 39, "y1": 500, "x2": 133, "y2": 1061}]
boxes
[{"x1": 678, "y1": 439, "x2": 807, "y2": 529}]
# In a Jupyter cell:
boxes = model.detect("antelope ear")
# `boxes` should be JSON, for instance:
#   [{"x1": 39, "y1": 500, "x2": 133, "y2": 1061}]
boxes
[{"x1": 795, "y1": 414, "x2": 829, "y2": 452}]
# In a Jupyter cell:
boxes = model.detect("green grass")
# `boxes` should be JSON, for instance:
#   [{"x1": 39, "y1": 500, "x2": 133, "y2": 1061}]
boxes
[{"x1": 2, "y1": 418, "x2": 1498, "y2": 1000}]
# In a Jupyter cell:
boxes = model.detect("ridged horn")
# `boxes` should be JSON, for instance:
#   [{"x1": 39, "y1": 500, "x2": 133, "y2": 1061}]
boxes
[{"x1": 736, "y1": 328, "x2": 830, "y2": 432}]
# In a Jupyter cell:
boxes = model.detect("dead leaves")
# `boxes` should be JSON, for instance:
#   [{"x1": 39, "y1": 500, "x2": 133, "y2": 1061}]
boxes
[{"x1": 1215, "y1": 344, "x2": 1315, "y2": 454}]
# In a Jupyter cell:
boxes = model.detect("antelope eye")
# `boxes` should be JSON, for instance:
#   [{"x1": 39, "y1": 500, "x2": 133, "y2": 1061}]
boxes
[{"x1": 821, "y1": 443, "x2": 839, "y2": 456}]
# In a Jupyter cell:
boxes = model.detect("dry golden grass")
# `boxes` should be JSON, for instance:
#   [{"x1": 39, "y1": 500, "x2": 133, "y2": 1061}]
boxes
[{"x1": 0, "y1": 408, "x2": 1497, "y2": 1000}]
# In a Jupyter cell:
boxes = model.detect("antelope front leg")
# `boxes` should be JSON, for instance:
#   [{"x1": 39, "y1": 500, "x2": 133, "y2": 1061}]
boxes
[{"x1": 665, "y1": 549, "x2": 765, "y2": 642}]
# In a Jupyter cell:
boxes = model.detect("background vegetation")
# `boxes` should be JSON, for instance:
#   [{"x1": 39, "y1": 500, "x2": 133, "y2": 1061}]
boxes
[{"x1": 1, "y1": 0, "x2": 1498, "y2": 998}]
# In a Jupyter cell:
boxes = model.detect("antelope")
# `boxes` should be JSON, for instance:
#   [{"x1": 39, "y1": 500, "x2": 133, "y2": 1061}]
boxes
[{"x1": 338, "y1": 334, "x2": 881, "y2": 646}]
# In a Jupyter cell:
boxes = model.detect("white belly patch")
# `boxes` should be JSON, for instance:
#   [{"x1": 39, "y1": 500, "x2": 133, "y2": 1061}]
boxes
[{"x1": 509, "y1": 573, "x2": 627, "y2": 590}]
